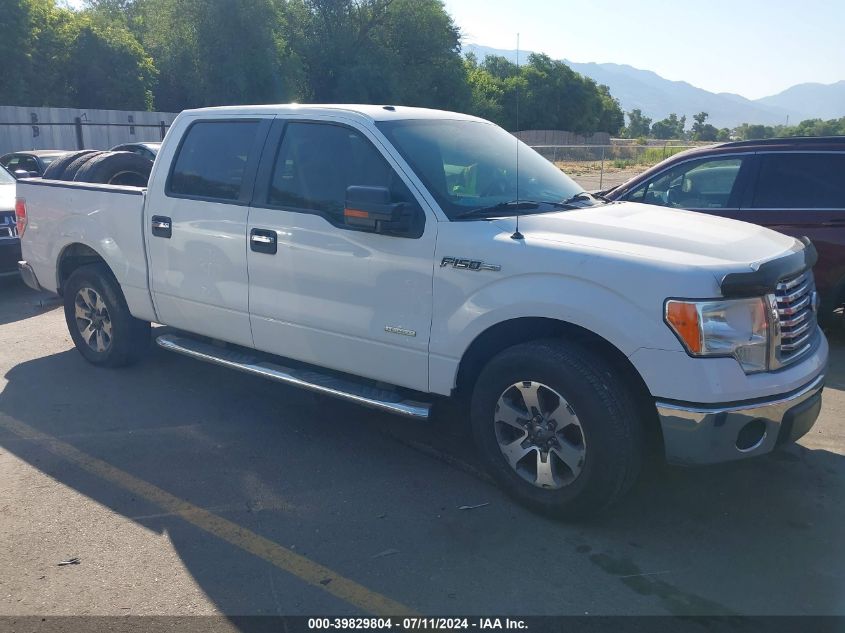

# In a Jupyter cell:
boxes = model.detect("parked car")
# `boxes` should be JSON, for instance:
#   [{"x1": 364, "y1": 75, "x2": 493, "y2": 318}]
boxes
[
  {"x1": 0, "y1": 150, "x2": 68, "y2": 178},
  {"x1": 109, "y1": 142, "x2": 161, "y2": 161},
  {"x1": 0, "y1": 164, "x2": 19, "y2": 273},
  {"x1": 16, "y1": 105, "x2": 827, "y2": 517},
  {"x1": 602, "y1": 137, "x2": 845, "y2": 320}
]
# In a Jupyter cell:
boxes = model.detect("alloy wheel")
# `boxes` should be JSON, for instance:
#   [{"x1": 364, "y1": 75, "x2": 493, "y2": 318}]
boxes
[{"x1": 493, "y1": 381, "x2": 587, "y2": 489}]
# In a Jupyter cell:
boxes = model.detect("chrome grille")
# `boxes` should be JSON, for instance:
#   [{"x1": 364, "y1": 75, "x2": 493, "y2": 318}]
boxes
[
  {"x1": 773, "y1": 270, "x2": 818, "y2": 368},
  {"x1": 0, "y1": 212, "x2": 16, "y2": 239}
]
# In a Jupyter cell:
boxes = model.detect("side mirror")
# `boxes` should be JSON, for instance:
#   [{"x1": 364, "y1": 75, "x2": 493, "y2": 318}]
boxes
[
  {"x1": 13, "y1": 169, "x2": 32, "y2": 179},
  {"x1": 344, "y1": 186, "x2": 410, "y2": 235}
]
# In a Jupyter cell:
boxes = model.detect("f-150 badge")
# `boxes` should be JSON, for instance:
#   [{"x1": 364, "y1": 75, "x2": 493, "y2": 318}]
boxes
[{"x1": 440, "y1": 257, "x2": 501, "y2": 272}]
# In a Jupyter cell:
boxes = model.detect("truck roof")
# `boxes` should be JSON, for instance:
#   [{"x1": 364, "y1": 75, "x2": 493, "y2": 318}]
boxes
[{"x1": 180, "y1": 103, "x2": 489, "y2": 123}]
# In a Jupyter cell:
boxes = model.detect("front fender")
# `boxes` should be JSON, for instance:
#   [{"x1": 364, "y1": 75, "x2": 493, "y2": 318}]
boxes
[{"x1": 429, "y1": 272, "x2": 681, "y2": 395}]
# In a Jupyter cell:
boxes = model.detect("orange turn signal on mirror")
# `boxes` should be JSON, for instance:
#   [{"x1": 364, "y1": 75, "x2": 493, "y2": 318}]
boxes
[
  {"x1": 666, "y1": 301, "x2": 702, "y2": 354},
  {"x1": 344, "y1": 208, "x2": 369, "y2": 218}
]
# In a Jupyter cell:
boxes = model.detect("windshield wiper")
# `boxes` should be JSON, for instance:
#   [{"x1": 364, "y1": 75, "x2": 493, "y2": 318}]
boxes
[
  {"x1": 453, "y1": 199, "x2": 567, "y2": 220},
  {"x1": 560, "y1": 191, "x2": 603, "y2": 205}
]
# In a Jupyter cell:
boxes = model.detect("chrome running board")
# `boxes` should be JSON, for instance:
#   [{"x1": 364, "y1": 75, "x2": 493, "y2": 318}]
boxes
[{"x1": 156, "y1": 334, "x2": 431, "y2": 420}]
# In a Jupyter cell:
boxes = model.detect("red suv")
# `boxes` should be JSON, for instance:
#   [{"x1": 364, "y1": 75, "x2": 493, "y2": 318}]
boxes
[{"x1": 603, "y1": 137, "x2": 845, "y2": 321}]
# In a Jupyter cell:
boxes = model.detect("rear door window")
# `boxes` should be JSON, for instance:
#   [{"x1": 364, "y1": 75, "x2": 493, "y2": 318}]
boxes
[
  {"x1": 751, "y1": 153, "x2": 845, "y2": 209},
  {"x1": 168, "y1": 120, "x2": 261, "y2": 202}
]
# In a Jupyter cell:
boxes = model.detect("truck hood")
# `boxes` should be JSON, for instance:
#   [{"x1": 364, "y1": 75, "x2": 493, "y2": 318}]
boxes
[
  {"x1": 0, "y1": 183, "x2": 14, "y2": 212},
  {"x1": 495, "y1": 201, "x2": 797, "y2": 269}
]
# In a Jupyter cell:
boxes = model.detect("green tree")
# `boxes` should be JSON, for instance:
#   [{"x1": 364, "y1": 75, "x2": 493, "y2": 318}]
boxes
[
  {"x1": 65, "y1": 18, "x2": 156, "y2": 109},
  {"x1": 651, "y1": 113, "x2": 686, "y2": 139},
  {"x1": 0, "y1": 0, "x2": 78, "y2": 106},
  {"x1": 128, "y1": 0, "x2": 298, "y2": 110},
  {"x1": 623, "y1": 109, "x2": 652, "y2": 138},
  {"x1": 735, "y1": 123, "x2": 774, "y2": 140},
  {"x1": 1, "y1": 0, "x2": 155, "y2": 109},
  {"x1": 282, "y1": 0, "x2": 468, "y2": 110},
  {"x1": 691, "y1": 112, "x2": 718, "y2": 141},
  {"x1": 464, "y1": 53, "x2": 624, "y2": 134},
  {"x1": 464, "y1": 53, "x2": 503, "y2": 123}
]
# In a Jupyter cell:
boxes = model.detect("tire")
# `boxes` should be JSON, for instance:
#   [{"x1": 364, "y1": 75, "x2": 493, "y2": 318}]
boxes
[
  {"x1": 470, "y1": 339, "x2": 643, "y2": 518},
  {"x1": 74, "y1": 151, "x2": 152, "y2": 187},
  {"x1": 63, "y1": 263, "x2": 151, "y2": 367},
  {"x1": 41, "y1": 150, "x2": 98, "y2": 181},
  {"x1": 63, "y1": 151, "x2": 105, "y2": 181}
]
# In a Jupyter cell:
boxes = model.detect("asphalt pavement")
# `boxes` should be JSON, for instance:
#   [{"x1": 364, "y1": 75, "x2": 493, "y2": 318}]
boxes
[{"x1": 0, "y1": 274, "x2": 843, "y2": 617}]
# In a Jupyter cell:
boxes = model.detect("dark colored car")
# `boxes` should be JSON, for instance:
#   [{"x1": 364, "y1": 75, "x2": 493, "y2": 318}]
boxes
[
  {"x1": 110, "y1": 142, "x2": 160, "y2": 161},
  {"x1": 603, "y1": 136, "x2": 845, "y2": 320},
  {"x1": 0, "y1": 164, "x2": 20, "y2": 273},
  {"x1": 0, "y1": 150, "x2": 68, "y2": 178}
]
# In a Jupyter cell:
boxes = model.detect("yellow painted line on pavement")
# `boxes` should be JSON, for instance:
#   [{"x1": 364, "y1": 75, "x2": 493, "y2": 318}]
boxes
[{"x1": 0, "y1": 414, "x2": 416, "y2": 616}]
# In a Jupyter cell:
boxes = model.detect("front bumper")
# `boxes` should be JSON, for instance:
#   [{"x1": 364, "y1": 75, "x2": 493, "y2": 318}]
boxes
[
  {"x1": 17, "y1": 260, "x2": 42, "y2": 291},
  {"x1": 656, "y1": 373, "x2": 824, "y2": 465}
]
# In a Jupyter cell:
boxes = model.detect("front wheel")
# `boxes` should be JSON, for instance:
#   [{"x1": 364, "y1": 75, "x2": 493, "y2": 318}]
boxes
[
  {"x1": 470, "y1": 339, "x2": 643, "y2": 518},
  {"x1": 63, "y1": 264, "x2": 150, "y2": 367}
]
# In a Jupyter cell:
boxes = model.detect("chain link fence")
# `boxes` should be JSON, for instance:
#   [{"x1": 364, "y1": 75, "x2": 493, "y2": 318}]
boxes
[{"x1": 531, "y1": 143, "x2": 698, "y2": 191}]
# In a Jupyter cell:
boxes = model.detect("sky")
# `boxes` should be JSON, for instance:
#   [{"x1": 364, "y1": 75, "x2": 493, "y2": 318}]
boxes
[{"x1": 442, "y1": 0, "x2": 844, "y2": 99}]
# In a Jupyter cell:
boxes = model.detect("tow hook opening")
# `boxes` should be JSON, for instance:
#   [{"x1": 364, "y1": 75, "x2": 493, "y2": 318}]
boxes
[{"x1": 736, "y1": 418, "x2": 768, "y2": 452}]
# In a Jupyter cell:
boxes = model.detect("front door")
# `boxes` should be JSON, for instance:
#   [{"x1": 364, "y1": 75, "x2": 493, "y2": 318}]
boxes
[{"x1": 246, "y1": 118, "x2": 436, "y2": 391}]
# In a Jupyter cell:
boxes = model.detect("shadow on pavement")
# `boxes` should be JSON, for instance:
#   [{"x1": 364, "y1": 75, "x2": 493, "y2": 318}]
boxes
[
  {"x1": 0, "y1": 275, "x2": 60, "y2": 326},
  {"x1": 0, "y1": 334, "x2": 843, "y2": 618},
  {"x1": 824, "y1": 324, "x2": 845, "y2": 392}
]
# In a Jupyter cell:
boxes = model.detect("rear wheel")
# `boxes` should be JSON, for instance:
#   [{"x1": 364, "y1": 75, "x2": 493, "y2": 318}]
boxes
[
  {"x1": 470, "y1": 339, "x2": 643, "y2": 518},
  {"x1": 63, "y1": 264, "x2": 150, "y2": 367}
]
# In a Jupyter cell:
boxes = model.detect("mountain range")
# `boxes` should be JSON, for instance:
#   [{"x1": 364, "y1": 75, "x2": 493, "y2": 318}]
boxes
[{"x1": 464, "y1": 44, "x2": 845, "y2": 129}]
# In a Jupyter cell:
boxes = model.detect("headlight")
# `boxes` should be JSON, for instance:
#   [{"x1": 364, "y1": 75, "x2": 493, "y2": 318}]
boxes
[{"x1": 665, "y1": 297, "x2": 769, "y2": 373}]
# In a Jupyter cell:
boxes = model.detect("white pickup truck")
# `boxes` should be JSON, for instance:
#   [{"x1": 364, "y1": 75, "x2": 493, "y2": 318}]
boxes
[{"x1": 16, "y1": 105, "x2": 828, "y2": 516}]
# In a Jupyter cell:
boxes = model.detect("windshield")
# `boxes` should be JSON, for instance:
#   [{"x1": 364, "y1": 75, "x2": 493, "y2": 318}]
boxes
[
  {"x1": 376, "y1": 119, "x2": 584, "y2": 219},
  {"x1": 0, "y1": 165, "x2": 14, "y2": 185}
]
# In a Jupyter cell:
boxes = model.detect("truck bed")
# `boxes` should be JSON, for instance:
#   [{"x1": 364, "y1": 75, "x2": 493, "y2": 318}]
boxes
[{"x1": 18, "y1": 179, "x2": 154, "y2": 320}]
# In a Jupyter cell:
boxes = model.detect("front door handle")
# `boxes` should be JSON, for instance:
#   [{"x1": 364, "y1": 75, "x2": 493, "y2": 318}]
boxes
[
  {"x1": 151, "y1": 215, "x2": 172, "y2": 238},
  {"x1": 250, "y1": 228, "x2": 277, "y2": 254}
]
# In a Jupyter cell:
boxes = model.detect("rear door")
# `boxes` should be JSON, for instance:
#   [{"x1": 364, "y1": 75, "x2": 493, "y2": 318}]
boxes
[
  {"x1": 738, "y1": 151, "x2": 845, "y2": 304},
  {"x1": 145, "y1": 116, "x2": 271, "y2": 346},
  {"x1": 245, "y1": 117, "x2": 436, "y2": 391}
]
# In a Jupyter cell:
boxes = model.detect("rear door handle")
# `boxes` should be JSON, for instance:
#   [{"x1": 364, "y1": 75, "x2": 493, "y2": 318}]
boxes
[
  {"x1": 151, "y1": 215, "x2": 172, "y2": 238},
  {"x1": 823, "y1": 219, "x2": 845, "y2": 226},
  {"x1": 250, "y1": 228, "x2": 277, "y2": 254}
]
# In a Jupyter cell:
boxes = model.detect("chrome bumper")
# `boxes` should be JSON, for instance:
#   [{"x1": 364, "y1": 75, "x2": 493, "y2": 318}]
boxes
[
  {"x1": 17, "y1": 260, "x2": 42, "y2": 291},
  {"x1": 656, "y1": 374, "x2": 825, "y2": 465}
]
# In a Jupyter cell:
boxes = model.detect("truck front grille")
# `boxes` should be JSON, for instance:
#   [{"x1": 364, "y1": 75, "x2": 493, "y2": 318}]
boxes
[
  {"x1": 773, "y1": 270, "x2": 818, "y2": 368},
  {"x1": 0, "y1": 212, "x2": 17, "y2": 239}
]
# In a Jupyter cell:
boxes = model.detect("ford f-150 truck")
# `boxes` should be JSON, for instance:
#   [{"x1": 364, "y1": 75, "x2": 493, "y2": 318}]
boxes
[{"x1": 15, "y1": 105, "x2": 828, "y2": 517}]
